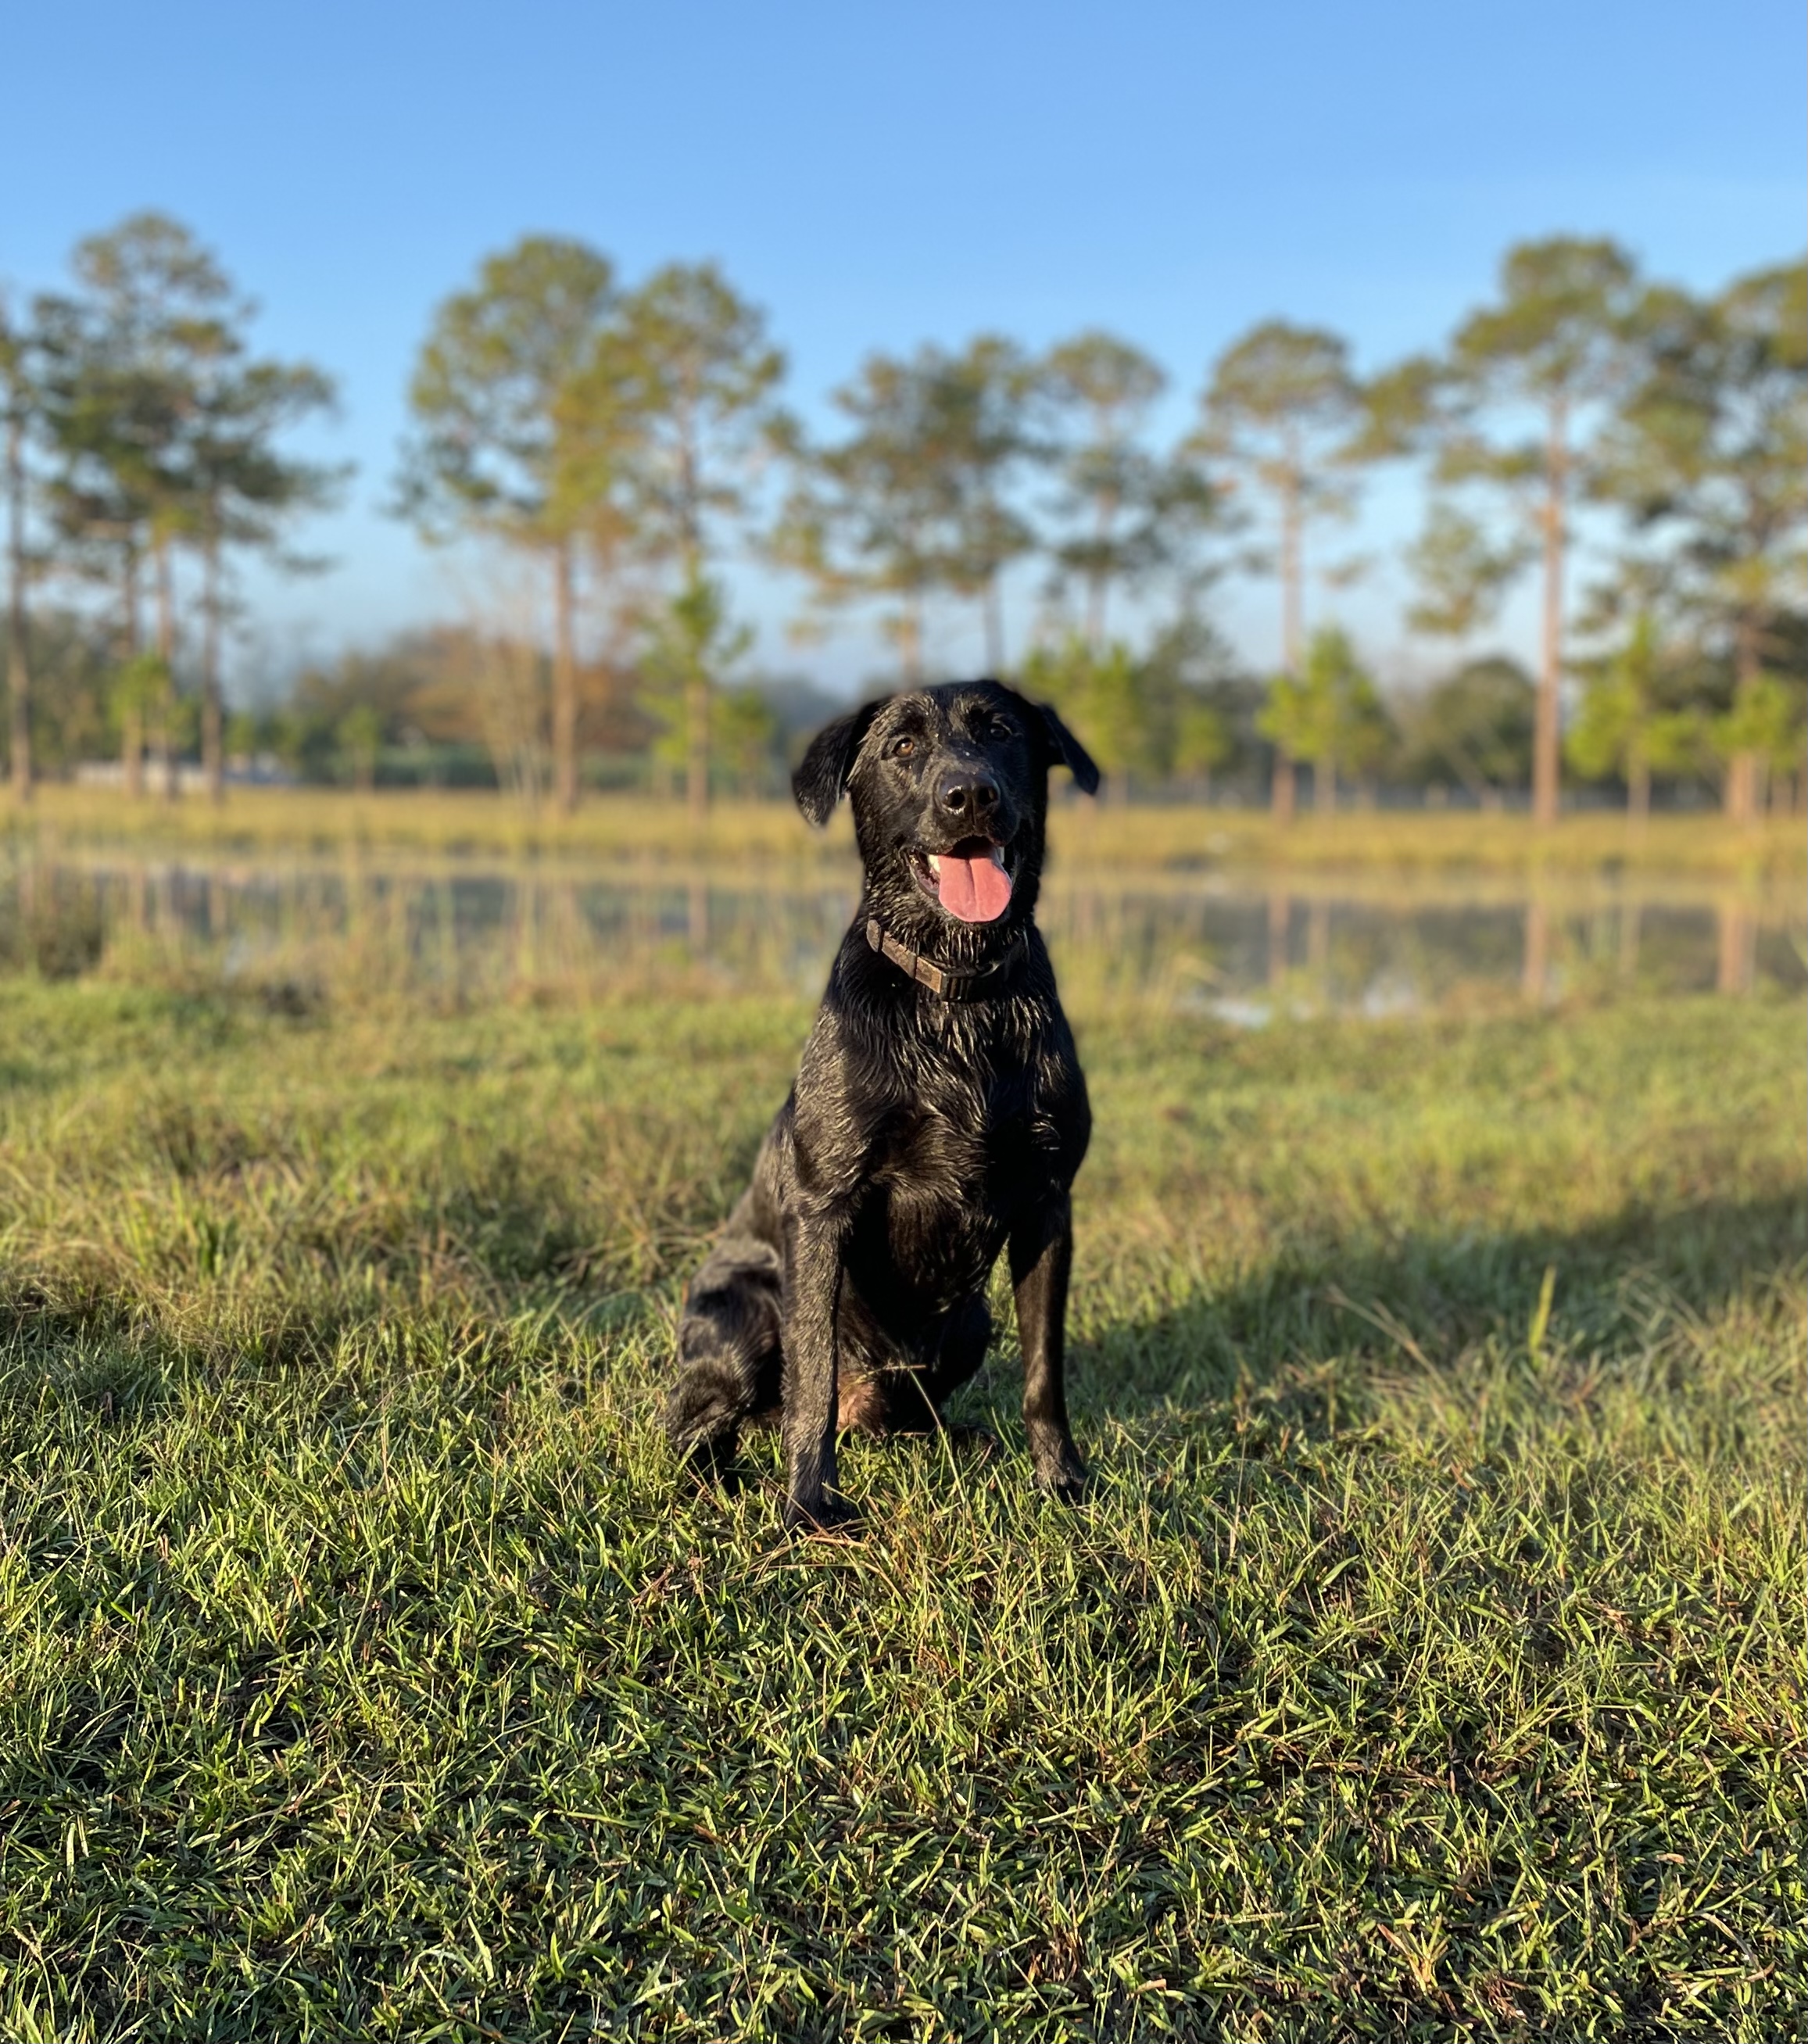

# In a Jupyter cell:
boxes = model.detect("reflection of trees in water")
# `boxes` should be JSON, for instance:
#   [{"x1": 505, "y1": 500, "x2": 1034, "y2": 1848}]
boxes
[
  {"x1": 689, "y1": 878, "x2": 709, "y2": 954},
  {"x1": 1307, "y1": 900, "x2": 1330, "y2": 990},
  {"x1": 1620, "y1": 897, "x2": 1642, "y2": 979},
  {"x1": 1717, "y1": 899, "x2": 1756, "y2": 997},
  {"x1": 1523, "y1": 898, "x2": 1550, "y2": 1004},
  {"x1": 1, "y1": 857, "x2": 1800, "y2": 1010},
  {"x1": 1268, "y1": 892, "x2": 1290, "y2": 989}
]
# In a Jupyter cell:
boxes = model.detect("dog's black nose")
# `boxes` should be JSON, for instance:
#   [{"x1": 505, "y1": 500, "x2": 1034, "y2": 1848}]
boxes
[{"x1": 936, "y1": 769, "x2": 1000, "y2": 823}]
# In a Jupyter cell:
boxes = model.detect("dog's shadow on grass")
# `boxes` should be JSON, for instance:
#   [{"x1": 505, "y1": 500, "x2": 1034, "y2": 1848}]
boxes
[
  {"x1": 970, "y1": 1185, "x2": 1804, "y2": 1437},
  {"x1": 5, "y1": 1182, "x2": 1797, "y2": 1461}
]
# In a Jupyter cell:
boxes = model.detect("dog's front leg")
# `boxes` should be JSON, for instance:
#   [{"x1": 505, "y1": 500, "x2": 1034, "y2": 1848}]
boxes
[
  {"x1": 779, "y1": 1208, "x2": 854, "y2": 1531},
  {"x1": 1010, "y1": 1197, "x2": 1087, "y2": 1502}
]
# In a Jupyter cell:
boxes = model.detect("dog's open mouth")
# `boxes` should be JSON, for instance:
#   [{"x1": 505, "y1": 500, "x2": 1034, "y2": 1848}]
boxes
[{"x1": 909, "y1": 838, "x2": 1013, "y2": 924}]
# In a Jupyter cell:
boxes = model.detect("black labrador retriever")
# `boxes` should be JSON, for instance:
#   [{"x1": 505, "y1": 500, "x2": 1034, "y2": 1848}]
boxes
[{"x1": 663, "y1": 678, "x2": 1101, "y2": 1530}]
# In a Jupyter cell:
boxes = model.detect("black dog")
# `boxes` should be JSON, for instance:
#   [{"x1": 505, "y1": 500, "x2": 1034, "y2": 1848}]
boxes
[{"x1": 663, "y1": 679, "x2": 1101, "y2": 1530}]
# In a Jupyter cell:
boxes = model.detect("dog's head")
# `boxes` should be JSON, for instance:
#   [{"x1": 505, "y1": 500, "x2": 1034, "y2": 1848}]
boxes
[{"x1": 793, "y1": 679, "x2": 1100, "y2": 942}]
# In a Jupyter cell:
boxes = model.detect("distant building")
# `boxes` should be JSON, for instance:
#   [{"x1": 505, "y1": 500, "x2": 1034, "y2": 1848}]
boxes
[{"x1": 71, "y1": 754, "x2": 299, "y2": 792}]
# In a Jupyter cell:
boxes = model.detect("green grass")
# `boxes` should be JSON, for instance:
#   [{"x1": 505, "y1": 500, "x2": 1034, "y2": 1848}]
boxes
[{"x1": 0, "y1": 977, "x2": 1802, "y2": 2040}]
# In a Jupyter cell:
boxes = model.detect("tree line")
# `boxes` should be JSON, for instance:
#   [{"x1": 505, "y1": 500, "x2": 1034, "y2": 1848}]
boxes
[{"x1": 3, "y1": 216, "x2": 1803, "y2": 818}]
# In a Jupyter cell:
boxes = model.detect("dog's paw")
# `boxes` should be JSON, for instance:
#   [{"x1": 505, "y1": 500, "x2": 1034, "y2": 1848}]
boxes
[
  {"x1": 781, "y1": 1490, "x2": 862, "y2": 1537},
  {"x1": 1032, "y1": 1441, "x2": 1089, "y2": 1505},
  {"x1": 675, "y1": 1434, "x2": 745, "y2": 1494}
]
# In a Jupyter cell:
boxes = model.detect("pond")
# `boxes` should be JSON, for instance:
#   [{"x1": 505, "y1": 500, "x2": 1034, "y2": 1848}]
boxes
[{"x1": 0, "y1": 847, "x2": 1799, "y2": 1015}]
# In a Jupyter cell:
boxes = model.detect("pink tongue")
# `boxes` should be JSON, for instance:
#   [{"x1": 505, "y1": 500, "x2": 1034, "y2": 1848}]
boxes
[{"x1": 936, "y1": 853, "x2": 1013, "y2": 923}]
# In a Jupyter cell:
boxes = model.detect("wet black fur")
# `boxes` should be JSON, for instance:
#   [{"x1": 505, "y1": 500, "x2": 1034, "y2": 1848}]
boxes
[{"x1": 663, "y1": 678, "x2": 1101, "y2": 1530}]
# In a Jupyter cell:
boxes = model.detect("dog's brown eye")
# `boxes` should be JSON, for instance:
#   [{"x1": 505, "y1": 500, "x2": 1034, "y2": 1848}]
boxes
[{"x1": 891, "y1": 737, "x2": 915, "y2": 759}]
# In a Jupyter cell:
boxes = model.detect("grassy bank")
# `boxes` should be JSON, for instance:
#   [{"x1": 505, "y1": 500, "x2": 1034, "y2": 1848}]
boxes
[
  {"x1": 0, "y1": 981, "x2": 1802, "y2": 2039},
  {"x1": 7, "y1": 782, "x2": 1802, "y2": 883}
]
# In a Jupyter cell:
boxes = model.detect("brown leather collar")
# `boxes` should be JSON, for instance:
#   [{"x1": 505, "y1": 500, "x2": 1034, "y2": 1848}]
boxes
[{"x1": 865, "y1": 917, "x2": 1026, "y2": 1001}]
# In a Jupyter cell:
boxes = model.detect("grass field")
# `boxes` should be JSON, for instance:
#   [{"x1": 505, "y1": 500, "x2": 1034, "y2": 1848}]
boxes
[
  {"x1": 8, "y1": 782, "x2": 1804, "y2": 883},
  {"x1": 0, "y1": 962, "x2": 1801, "y2": 2041}
]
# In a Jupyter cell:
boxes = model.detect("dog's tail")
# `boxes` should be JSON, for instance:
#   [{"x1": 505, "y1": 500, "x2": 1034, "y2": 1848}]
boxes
[
  {"x1": 663, "y1": 1355, "x2": 757, "y2": 1458},
  {"x1": 664, "y1": 1243, "x2": 782, "y2": 1464}
]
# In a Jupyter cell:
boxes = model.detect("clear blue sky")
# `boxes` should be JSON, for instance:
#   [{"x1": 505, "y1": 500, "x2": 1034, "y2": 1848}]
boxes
[{"x1": 4, "y1": 0, "x2": 1802, "y2": 697}]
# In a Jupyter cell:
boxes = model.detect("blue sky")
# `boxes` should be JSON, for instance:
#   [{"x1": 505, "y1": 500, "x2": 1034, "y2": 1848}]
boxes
[{"x1": 4, "y1": 0, "x2": 1802, "y2": 699}]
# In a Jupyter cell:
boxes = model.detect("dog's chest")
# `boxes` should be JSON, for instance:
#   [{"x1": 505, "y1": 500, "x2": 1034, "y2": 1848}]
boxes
[
  {"x1": 856, "y1": 1094, "x2": 1019, "y2": 1297},
  {"x1": 871, "y1": 1036, "x2": 1063, "y2": 1219}
]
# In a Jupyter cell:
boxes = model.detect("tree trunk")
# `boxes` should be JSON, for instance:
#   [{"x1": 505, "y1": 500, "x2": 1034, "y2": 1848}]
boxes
[
  {"x1": 1314, "y1": 755, "x2": 1337, "y2": 816},
  {"x1": 122, "y1": 701, "x2": 144, "y2": 797},
  {"x1": 1272, "y1": 750, "x2": 1296, "y2": 824},
  {"x1": 678, "y1": 488, "x2": 711, "y2": 816},
  {"x1": 153, "y1": 535, "x2": 178, "y2": 802},
  {"x1": 1724, "y1": 615, "x2": 1761, "y2": 825},
  {"x1": 1627, "y1": 753, "x2": 1650, "y2": 825},
  {"x1": 201, "y1": 531, "x2": 224, "y2": 803},
  {"x1": 552, "y1": 539, "x2": 578, "y2": 814},
  {"x1": 1086, "y1": 474, "x2": 1115, "y2": 650},
  {"x1": 1280, "y1": 456, "x2": 1302, "y2": 677},
  {"x1": 1532, "y1": 397, "x2": 1567, "y2": 828},
  {"x1": 5, "y1": 408, "x2": 30, "y2": 802},
  {"x1": 686, "y1": 675, "x2": 709, "y2": 820},
  {"x1": 1724, "y1": 605, "x2": 1765, "y2": 822},
  {"x1": 899, "y1": 587, "x2": 925, "y2": 686},
  {"x1": 122, "y1": 547, "x2": 144, "y2": 800},
  {"x1": 983, "y1": 571, "x2": 1005, "y2": 677},
  {"x1": 1271, "y1": 453, "x2": 1303, "y2": 828}
]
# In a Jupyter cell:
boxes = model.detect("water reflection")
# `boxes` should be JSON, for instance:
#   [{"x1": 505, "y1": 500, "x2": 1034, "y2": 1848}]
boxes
[
  {"x1": 1717, "y1": 897, "x2": 1760, "y2": 997},
  {"x1": 1523, "y1": 898, "x2": 1551, "y2": 1004},
  {"x1": 1209, "y1": 886, "x2": 1789, "y2": 1022},
  {"x1": 0, "y1": 849, "x2": 1799, "y2": 1017}
]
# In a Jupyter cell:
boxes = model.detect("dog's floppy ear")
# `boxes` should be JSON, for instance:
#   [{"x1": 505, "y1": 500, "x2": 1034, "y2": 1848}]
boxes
[
  {"x1": 1035, "y1": 700, "x2": 1102, "y2": 796},
  {"x1": 792, "y1": 696, "x2": 886, "y2": 827}
]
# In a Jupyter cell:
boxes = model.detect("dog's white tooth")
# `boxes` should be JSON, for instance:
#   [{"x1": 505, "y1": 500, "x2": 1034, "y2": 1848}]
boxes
[{"x1": 928, "y1": 854, "x2": 942, "y2": 875}]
